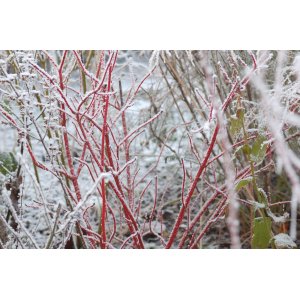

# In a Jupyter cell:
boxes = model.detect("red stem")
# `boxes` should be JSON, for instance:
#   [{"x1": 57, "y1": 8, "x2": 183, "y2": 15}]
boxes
[{"x1": 165, "y1": 124, "x2": 220, "y2": 248}]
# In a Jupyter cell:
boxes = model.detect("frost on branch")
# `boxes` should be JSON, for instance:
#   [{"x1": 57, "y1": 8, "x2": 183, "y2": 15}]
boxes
[
  {"x1": 273, "y1": 233, "x2": 297, "y2": 249},
  {"x1": 0, "y1": 50, "x2": 300, "y2": 249}
]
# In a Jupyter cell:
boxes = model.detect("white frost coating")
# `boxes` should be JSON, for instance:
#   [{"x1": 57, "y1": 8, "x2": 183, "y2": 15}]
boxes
[
  {"x1": 94, "y1": 172, "x2": 113, "y2": 189},
  {"x1": 149, "y1": 51, "x2": 160, "y2": 70},
  {"x1": 258, "y1": 188, "x2": 268, "y2": 201},
  {"x1": 217, "y1": 107, "x2": 241, "y2": 249},
  {"x1": 251, "y1": 52, "x2": 300, "y2": 241},
  {"x1": 273, "y1": 233, "x2": 297, "y2": 249},
  {"x1": 293, "y1": 55, "x2": 300, "y2": 77},
  {"x1": 266, "y1": 210, "x2": 289, "y2": 224},
  {"x1": 250, "y1": 201, "x2": 265, "y2": 210},
  {"x1": 191, "y1": 121, "x2": 211, "y2": 139},
  {"x1": 2, "y1": 189, "x2": 40, "y2": 249},
  {"x1": 202, "y1": 121, "x2": 211, "y2": 139},
  {"x1": 57, "y1": 172, "x2": 114, "y2": 233},
  {"x1": 17, "y1": 152, "x2": 51, "y2": 228},
  {"x1": 112, "y1": 157, "x2": 137, "y2": 176},
  {"x1": 74, "y1": 172, "x2": 113, "y2": 213}
]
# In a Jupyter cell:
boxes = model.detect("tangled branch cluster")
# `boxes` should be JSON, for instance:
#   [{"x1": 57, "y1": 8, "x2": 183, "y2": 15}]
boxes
[{"x1": 0, "y1": 50, "x2": 299, "y2": 249}]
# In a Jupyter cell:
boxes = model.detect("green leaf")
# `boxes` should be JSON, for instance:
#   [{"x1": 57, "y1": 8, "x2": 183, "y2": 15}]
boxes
[
  {"x1": 250, "y1": 135, "x2": 267, "y2": 164},
  {"x1": 3, "y1": 99, "x2": 12, "y2": 114},
  {"x1": 257, "y1": 188, "x2": 268, "y2": 205},
  {"x1": 242, "y1": 144, "x2": 251, "y2": 156},
  {"x1": 164, "y1": 155, "x2": 177, "y2": 163},
  {"x1": 251, "y1": 217, "x2": 272, "y2": 249},
  {"x1": 235, "y1": 177, "x2": 253, "y2": 191},
  {"x1": 0, "y1": 152, "x2": 18, "y2": 175},
  {"x1": 229, "y1": 108, "x2": 245, "y2": 137}
]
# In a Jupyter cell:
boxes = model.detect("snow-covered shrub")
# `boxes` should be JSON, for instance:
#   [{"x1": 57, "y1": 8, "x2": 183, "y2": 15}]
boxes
[{"x1": 0, "y1": 50, "x2": 299, "y2": 248}]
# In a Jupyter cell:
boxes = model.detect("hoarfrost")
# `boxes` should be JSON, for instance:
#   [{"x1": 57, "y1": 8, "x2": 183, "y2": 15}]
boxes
[{"x1": 273, "y1": 233, "x2": 297, "y2": 249}]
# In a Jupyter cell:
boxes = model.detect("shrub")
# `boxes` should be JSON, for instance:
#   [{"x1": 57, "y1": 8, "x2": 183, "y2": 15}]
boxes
[{"x1": 0, "y1": 50, "x2": 299, "y2": 249}]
